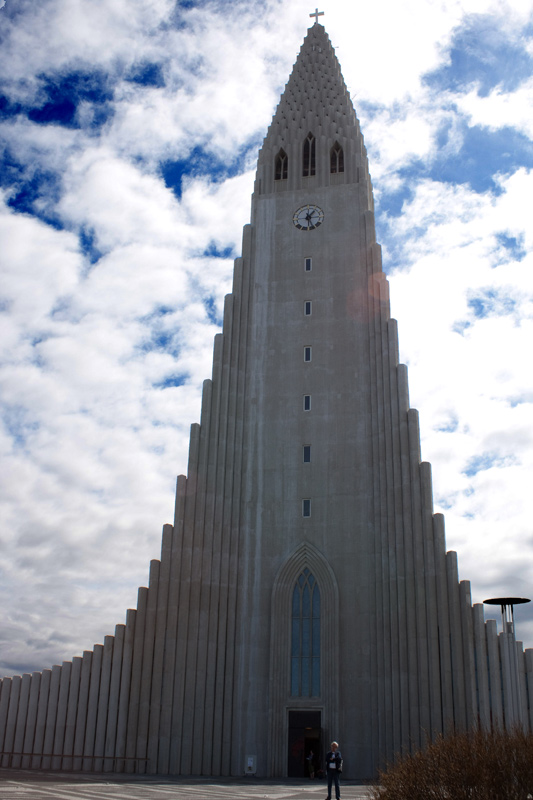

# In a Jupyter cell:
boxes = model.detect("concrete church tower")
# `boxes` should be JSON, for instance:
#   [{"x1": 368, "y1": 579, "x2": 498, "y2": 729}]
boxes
[{"x1": 1, "y1": 21, "x2": 532, "y2": 781}]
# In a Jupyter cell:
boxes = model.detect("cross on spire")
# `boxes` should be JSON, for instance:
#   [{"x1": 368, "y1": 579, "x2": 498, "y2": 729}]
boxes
[{"x1": 309, "y1": 8, "x2": 324, "y2": 24}]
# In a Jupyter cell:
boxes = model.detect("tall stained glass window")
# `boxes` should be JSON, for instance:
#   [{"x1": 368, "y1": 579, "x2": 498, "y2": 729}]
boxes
[{"x1": 291, "y1": 568, "x2": 320, "y2": 696}]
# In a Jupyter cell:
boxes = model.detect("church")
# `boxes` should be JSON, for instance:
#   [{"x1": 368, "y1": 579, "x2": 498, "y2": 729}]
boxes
[{"x1": 1, "y1": 19, "x2": 532, "y2": 781}]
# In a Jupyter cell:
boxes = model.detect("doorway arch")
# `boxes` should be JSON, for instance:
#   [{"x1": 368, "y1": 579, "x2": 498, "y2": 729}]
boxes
[{"x1": 268, "y1": 542, "x2": 339, "y2": 775}]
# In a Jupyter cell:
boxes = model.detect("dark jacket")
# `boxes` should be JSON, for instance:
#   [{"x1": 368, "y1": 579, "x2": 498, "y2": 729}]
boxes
[{"x1": 326, "y1": 749, "x2": 342, "y2": 772}]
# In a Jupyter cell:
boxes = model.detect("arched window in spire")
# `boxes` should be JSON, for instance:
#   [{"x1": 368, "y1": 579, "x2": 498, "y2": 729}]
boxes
[
  {"x1": 291, "y1": 568, "x2": 320, "y2": 696},
  {"x1": 330, "y1": 141, "x2": 344, "y2": 174},
  {"x1": 275, "y1": 148, "x2": 288, "y2": 181},
  {"x1": 303, "y1": 132, "x2": 316, "y2": 177}
]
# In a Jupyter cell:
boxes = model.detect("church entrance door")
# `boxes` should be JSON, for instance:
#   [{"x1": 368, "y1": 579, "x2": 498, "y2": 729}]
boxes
[{"x1": 287, "y1": 710, "x2": 321, "y2": 778}]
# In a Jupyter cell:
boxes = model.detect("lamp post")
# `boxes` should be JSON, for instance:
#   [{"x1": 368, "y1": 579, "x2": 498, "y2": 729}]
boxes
[{"x1": 483, "y1": 597, "x2": 531, "y2": 727}]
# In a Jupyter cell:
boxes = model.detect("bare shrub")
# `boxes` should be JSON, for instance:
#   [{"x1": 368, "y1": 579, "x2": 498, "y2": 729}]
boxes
[{"x1": 369, "y1": 727, "x2": 533, "y2": 800}]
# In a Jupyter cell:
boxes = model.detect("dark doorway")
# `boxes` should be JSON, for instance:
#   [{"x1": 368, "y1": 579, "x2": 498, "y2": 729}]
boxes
[{"x1": 287, "y1": 710, "x2": 321, "y2": 778}]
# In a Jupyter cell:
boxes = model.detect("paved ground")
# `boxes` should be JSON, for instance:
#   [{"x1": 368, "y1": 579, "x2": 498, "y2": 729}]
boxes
[{"x1": 0, "y1": 772, "x2": 376, "y2": 800}]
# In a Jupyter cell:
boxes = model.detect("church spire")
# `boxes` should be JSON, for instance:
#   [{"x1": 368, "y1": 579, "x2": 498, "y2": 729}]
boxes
[{"x1": 255, "y1": 23, "x2": 370, "y2": 195}]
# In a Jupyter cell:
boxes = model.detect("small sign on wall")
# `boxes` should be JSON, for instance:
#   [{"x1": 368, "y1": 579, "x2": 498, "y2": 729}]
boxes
[{"x1": 245, "y1": 755, "x2": 257, "y2": 775}]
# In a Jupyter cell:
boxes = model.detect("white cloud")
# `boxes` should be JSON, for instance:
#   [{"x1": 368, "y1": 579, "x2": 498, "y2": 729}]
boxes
[
  {"x1": 456, "y1": 79, "x2": 533, "y2": 138},
  {"x1": 387, "y1": 169, "x2": 533, "y2": 634},
  {"x1": 1, "y1": 0, "x2": 533, "y2": 674}
]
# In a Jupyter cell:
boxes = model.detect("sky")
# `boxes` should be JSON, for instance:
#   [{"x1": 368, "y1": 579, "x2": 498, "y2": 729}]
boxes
[{"x1": 0, "y1": 0, "x2": 532, "y2": 678}]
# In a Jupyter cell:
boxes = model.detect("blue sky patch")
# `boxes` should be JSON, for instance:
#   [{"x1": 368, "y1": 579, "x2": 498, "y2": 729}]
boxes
[
  {"x1": 452, "y1": 320, "x2": 472, "y2": 335},
  {"x1": 126, "y1": 62, "x2": 165, "y2": 88},
  {"x1": 424, "y1": 14, "x2": 533, "y2": 96},
  {"x1": 203, "y1": 295, "x2": 221, "y2": 326},
  {"x1": 375, "y1": 184, "x2": 415, "y2": 220},
  {"x1": 377, "y1": 118, "x2": 533, "y2": 204},
  {"x1": 79, "y1": 227, "x2": 103, "y2": 266},
  {"x1": 161, "y1": 139, "x2": 260, "y2": 198},
  {"x1": 467, "y1": 287, "x2": 516, "y2": 318},
  {"x1": 2, "y1": 153, "x2": 63, "y2": 229},
  {"x1": 202, "y1": 241, "x2": 235, "y2": 260},
  {"x1": 495, "y1": 232, "x2": 527, "y2": 262},
  {"x1": 435, "y1": 416, "x2": 459, "y2": 433},
  {"x1": 27, "y1": 70, "x2": 114, "y2": 130},
  {"x1": 137, "y1": 309, "x2": 181, "y2": 358},
  {"x1": 463, "y1": 451, "x2": 516, "y2": 477},
  {"x1": 3, "y1": 406, "x2": 39, "y2": 451},
  {"x1": 430, "y1": 122, "x2": 533, "y2": 192},
  {"x1": 0, "y1": 95, "x2": 23, "y2": 120},
  {"x1": 153, "y1": 374, "x2": 187, "y2": 389}
]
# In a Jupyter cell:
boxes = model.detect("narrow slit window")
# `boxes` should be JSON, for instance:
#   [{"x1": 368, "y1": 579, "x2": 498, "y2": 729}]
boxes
[
  {"x1": 303, "y1": 395, "x2": 311, "y2": 411},
  {"x1": 303, "y1": 132, "x2": 316, "y2": 177},
  {"x1": 304, "y1": 346, "x2": 312, "y2": 362},
  {"x1": 303, "y1": 445, "x2": 311, "y2": 463},
  {"x1": 304, "y1": 301, "x2": 312, "y2": 316},
  {"x1": 305, "y1": 257, "x2": 312, "y2": 272},
  {"x1": 302, "y1": 499, "x2": 311, "y2": 517},
  {"x1": 275, "y1": 148, "x2": 288, "y2": 180},
  {"x1": 330, "y1": 141, "x2": 344, "y2": 174}
]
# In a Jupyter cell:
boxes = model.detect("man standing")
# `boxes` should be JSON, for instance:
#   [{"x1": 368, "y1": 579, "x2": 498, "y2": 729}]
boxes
[{"x1": 325, "y1": 741, "x2": 342, "y2": 800}]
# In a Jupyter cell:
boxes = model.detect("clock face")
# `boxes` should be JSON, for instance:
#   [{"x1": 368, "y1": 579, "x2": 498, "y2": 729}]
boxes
[{"x1": 293, "y1": 204, "x2": 324, "y2": 231}]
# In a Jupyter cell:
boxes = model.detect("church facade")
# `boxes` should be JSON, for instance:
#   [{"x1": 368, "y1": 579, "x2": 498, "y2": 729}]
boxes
[{"x1": 1, "y1": 22, "x2": 532, "y2": 780}]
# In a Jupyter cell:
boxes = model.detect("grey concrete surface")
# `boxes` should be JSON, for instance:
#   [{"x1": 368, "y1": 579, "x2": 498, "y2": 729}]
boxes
[{"x1": 0, "y1": 771, "x2": 375, "y2": 799}]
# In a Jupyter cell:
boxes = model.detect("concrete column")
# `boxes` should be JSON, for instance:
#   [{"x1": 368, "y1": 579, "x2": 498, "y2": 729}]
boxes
[
  {"x1": 104, "y1": 624, "x2": 125, "y2": 771},
  {"x1": 516, "y1": 642, "x2": 528, "y2": 730},
  {"x1": 397, "y1": 371, "x2": 420, "y2": 750},
  {"x1": 161, "y1": 480, "x2": 186, "y2": 775},
  {"x1": 32, "y1": 669, "x2": 51, "y2": 769},
  {"x1": 170, "y1": 414, "x2": 204, "y2": 772},
  {"x1": 432, "y1": 514, "x2": 454, "y2": 734},
  {"x1": 408, "y1": 416, "x2": 431, "y2": 742},
  {"x1": 378, "y1": 277, "x2": 398, "y2": 762},
  {"x1": 125, "y1": 588, "x2": 148, "y2": 772},
  {"x1": 459, "y1": 582, "x2": 477, "y2": 729},
  {"x1": 2, "y1": 675, "x2": 21, "y2": 767},
  {"x1": 367, "y1": 270, "x2": 387, "y2": 765},
  {"x1": 525, "y1": 649, "x2": 533, "y2": 731},
  {"x1": 72, "y1": 651, "x2": 92, "y2": 770},
  {"x1": 42, "y1": 664, "x2": 61, "y2": 769},
  {"x1": 387, "y1": 330, "x2": 410, "y2": 753},
  {"x1": 147, "y1": 527, "x2": 173, "y2": 773},
  {"x1": 499, "y1": 632, "x2": 515, "y2": 728},
  {"x1": 220, "y1": 244, "x2": 253, "y2": 777},
  {"x1": 420, "y1": 462, "x2": 442, "y2": 739},
  {"x1": 52, "y1": 662, "x2": 72, "y2": 770},
  {"x1": 63, "y1": 656, "x2": 82, "y2": 769},
  {"x1": 445, "y1": 553, "x2": 466, "y2": 729},
  {"x1": 193, "y1": 370, "x2": 220, "y2": 770},
  {"x1": 192, "y1": 296, "x2": 235, "y2": 775},
  {"x1": 472, "y1": 604, "x2": 490, "y2": 729},
  {"x1": 0, "y1": 678, "x2": 12, "y2": 756},
  {"x1": 220, "y1": 280, "x2": 251, "y2": 775},
  {"x1": 83, "y1": 643, "x2": 103, "y2": 771},
  {"x1": 136, "y1": 560, "x2": 160, "y2": 770},
  {"x1": 93, "y1": 636, "x2": 114, "y2": 771},
  {"x1": 12, "y1": 672, "x2": 31, "y2": 767},
  {"x1": 115, "y1": 609, "x2": 136, "y2": 772},
  {"x1": 181, "y1": 382, "x2": 214, "y2": 774},
  {"x1": 485, "y1": 620, "x2": 503, "y2": 728},
  {"x1": 21, "y1": 672, "x2": 41, "y2": 768}
]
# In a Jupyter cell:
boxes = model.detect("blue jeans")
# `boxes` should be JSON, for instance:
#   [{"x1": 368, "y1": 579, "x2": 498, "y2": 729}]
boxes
[{"x1": 327, "y1": 767, "x2": 340, "y2": 799}]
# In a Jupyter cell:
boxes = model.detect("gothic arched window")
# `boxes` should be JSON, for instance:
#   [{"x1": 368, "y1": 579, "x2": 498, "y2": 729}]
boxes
[
  {"x1": 275, "y1": 149, "x2": 288, "y2": 181},
  {"x1": 303, "y1": 132, "x2": 316, "y2": 177},
  {"x1": 291, "y1": 568, "x2": 320, "y2": 696},
  {"x1": 330, "y1": 141, "x2": 344, "y2": 174}
]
